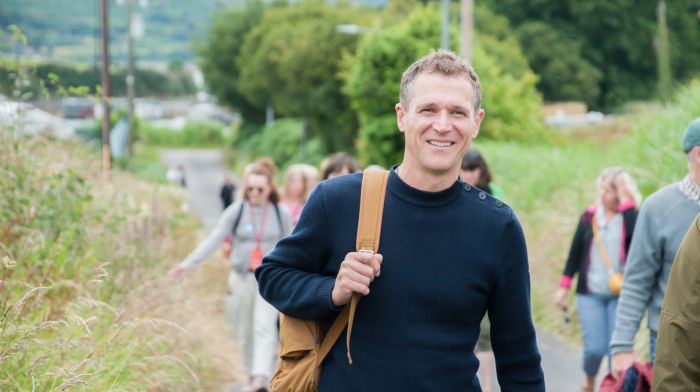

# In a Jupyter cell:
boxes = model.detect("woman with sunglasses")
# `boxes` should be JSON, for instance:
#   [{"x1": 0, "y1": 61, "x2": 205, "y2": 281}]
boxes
[{"x1": 170, "y1": 158, "x2": 292, "y2": 392}]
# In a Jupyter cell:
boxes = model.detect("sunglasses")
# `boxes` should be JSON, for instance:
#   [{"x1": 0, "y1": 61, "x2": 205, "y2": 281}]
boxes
[{"x1": 246, "y1": 186, "x2": 267, "y2": 193}]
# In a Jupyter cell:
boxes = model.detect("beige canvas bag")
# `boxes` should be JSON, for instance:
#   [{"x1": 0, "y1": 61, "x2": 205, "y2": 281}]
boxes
[{"x1": 269, "y1": 169, "x2": 389, "y2": 392}]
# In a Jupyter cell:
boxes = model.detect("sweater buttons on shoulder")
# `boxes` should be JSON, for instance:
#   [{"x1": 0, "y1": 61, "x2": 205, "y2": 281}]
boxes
[
  {"x1": 463, "y1": 184, "x2": 472, "y2": 192},
  {"x1": 495, "y1": 200, "x2": 503, "y2": 208},
  {"x1": 478, "y1": 192, "x2": 486, "y2": 200}
]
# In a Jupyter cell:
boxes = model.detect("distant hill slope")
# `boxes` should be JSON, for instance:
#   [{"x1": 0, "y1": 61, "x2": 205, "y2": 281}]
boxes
[
  {"x1": 0, "y1": 0, "x2": 225, "y2": 64},
  {"x1": 1, "y1": 0, "x2": 387, "y2": 65}
]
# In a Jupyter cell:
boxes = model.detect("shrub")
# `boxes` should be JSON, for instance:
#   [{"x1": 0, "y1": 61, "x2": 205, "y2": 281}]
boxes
[
  {"x1": 139, "y1": 120, "x2": 228, "y2": 146},
  {"x1": 345, "y1": 4, "x2": 548, "y2": 168},
  {"x1": 237, "y1": 118, "x2": 325, "y2": 170},
  {"x1": 0, "y1": 133, "x2": 237, "y2": 389}
]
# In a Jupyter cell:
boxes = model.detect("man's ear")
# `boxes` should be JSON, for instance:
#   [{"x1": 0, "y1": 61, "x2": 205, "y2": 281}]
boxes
[
  {"x1": 472, "y1": 109, "x2": 485, "y2": 138},
  {"x1": 395, "y1": 103, "x2": 406, "y2": 133}
]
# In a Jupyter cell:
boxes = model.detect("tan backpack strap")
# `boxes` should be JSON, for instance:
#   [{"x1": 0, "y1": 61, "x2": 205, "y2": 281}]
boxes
[
  {"x1": 591, "y1": 213, "x2": 614, "y2": 272},
  {"x1": 347, "y1": 169, "x2": 388, "y2": 364},
  {"x1": 318, "y1": 300, "x2": 350, "y2": 363},
  {"x1": 316, "y1": 169, "x2": 389, "y2": 366},
  {"x1": 355, "y1": 169, "x2": 389, "y2": 254}
]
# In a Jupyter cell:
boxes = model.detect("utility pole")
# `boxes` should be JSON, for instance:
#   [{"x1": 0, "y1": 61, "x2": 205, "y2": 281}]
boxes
[
  {"x1": 127, "y1": 0, "x2": 135, "y2": 155},
  {"x1": 441, "y1": 0, "x2": 450, "y2": 50},
  {"x1": 460, "y1": 0, "x2": 473, "y2": 62},
  {"x1": 655, "y1": 0, "x2": 671, "y2": 100},
  {"x1": 101, "y1": 0, "x2": 111, "y2": 175}
]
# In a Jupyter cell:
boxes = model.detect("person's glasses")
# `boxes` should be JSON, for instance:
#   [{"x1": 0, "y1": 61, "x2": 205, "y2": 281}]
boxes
[{"x1": 246, "y1": 187, "x2": 266, "y2": 193}]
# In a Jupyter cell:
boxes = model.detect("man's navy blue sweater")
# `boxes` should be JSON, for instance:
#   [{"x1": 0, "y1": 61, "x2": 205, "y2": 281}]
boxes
[{"x1": 256, "y1": 170, "x2": 544, "y2": 391}]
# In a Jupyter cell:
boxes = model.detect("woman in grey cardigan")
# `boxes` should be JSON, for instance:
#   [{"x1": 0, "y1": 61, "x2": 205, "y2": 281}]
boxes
[{"x1": 170, "y1": 159, "x2": 292, "y2": 392}]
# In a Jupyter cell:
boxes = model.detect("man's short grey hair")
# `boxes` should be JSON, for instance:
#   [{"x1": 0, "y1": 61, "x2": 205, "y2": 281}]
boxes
[{"x1": 400, "y1": 49, "x2": 481, "y2": 111}]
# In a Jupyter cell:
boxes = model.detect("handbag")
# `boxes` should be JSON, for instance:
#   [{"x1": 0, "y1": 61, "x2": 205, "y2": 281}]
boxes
[
  {"x1": 269, "y1": 169, "x2": 389, "y2": 392},
  {"x1": 591, "y1": 213, "x2": 624, "y2": 295}
]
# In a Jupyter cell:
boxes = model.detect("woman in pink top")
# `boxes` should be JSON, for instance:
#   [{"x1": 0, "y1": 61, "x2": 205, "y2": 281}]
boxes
[
  {"x1": 280, "y1": 164, "x2": 313, "y2": 226},
  {"x1": 554, "y1": 168, "x2": 641, "y2": 392}
]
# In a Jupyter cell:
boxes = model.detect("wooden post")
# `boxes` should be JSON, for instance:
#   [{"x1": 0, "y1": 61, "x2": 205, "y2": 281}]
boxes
[
  {"x1": 460, "y1": 0, "x2": 473, "y2": 62},
  {"x1": 441, "y1": 0, "x2": 450, "y2": 50},
  {"x1": 101, "y1": 0, "x2": 111, "y2": 176},
  {"x1": 127, "y1": 0, "x2": 135, "y2": 156}
]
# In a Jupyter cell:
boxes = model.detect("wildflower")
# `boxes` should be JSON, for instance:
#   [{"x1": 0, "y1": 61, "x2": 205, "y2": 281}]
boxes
[
  {"x1": 139, "y1": 202, "x2": 151, "y2": 217},
  {"x1": 2, "y1": 255, "x2": 16, "y2": 270}
]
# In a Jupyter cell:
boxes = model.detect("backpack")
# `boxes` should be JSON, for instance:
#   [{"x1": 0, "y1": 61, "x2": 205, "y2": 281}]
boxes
[
  {"x1": 599, "y1": 362, "x2": 653, "y2": 392},
  {"x1": 269, "y1": 169, "x2": 389, "y2": 392}
]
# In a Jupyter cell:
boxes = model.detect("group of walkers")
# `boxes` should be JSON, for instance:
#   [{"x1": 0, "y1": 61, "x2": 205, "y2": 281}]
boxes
[
  {"x1": 170, "y1": 153, "x2": 365, "y2": 392},
  {"x1": 555, "y1": 117, "x2": 700, "y2": 392},
  {"x1": 169, "y1": 49, "x2": 700, "y2": 392}
]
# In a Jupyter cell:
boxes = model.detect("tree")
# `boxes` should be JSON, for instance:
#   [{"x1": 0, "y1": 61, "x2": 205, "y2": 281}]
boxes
[
  {"x1": 481, "y1": 0, "x2": 700, "y2": 108},
  {"x1": 665, "y1": 0, "x2": 700, "y2": 83},
  {"x1": 516, "y1": 21, "x2": 601, "y2": 106},
  {"x1": 566, "y1": 1, "x2": 658, "y2": 107},
  {"x1": 197, "y1": 0, "x2": 267, "y2": 125},
  {"x1": 238, "y1": 118, "x2": 325, "y2": 169},
  {"x1": 236, "y1": 2, "x2": 372, "y2": 152},
  {"x1": 345, "y1": 5, "x2": 546, "y2": 167}
]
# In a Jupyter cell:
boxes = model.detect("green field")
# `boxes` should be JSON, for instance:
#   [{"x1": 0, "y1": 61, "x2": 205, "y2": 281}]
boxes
[{"x1": 482, "y1": 80, "x2": 699, "y2": 342}]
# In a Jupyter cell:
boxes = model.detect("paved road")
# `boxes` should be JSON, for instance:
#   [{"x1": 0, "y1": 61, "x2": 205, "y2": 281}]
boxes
[
  {"x1": 161, "y1": 149, "x2": 238, "y2": 230},
  {"x1": 164, "y1": 149, "x2": 583, "y2": 391}
]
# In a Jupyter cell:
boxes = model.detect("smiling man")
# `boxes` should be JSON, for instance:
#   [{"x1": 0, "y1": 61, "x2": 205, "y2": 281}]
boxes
[{"x1": 256, "y1": 49, "x2": 544, "y2": 391}]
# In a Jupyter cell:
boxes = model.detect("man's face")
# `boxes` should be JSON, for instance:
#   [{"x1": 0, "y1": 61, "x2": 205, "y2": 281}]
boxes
[{"x1": 396, "y1": 73, "x2": 484, "y2": 179}]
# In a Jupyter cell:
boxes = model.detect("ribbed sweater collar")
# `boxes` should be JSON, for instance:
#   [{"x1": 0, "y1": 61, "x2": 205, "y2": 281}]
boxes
[{"x1": 387, "y1": 165, "x2": 462, "y2": 207}]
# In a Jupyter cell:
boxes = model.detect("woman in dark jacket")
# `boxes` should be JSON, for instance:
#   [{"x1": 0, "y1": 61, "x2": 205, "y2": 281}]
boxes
[{"x1": 554, "y1": 168, "x2": 642, "y2": 392}]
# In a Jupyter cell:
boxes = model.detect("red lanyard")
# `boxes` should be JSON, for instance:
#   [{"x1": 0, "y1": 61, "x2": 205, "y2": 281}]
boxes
[{"x1": 248, "y1": 202, "x2": 269, "y2": 247}]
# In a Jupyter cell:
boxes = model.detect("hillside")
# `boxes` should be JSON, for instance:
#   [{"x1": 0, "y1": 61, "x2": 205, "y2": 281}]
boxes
[
  {"x1": 0, "y1": 0, "x2": 387, "y2": 65},
  {"x1": 0, "y1": 0, "x2": 226, "y2": 64}
]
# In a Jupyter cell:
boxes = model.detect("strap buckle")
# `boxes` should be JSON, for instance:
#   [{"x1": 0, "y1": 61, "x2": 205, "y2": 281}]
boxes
[{"x1": 358, "y1": 249, "x2": 374, "y2": 255}]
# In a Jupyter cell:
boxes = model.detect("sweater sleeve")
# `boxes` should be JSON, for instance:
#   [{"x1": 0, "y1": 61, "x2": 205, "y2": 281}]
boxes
[
  {"x1": 490, "y1": 211, "x2": 545, "y2": 391},
  {"x1": 255, "y1": 184, "x2": 339, "y2": 319},
  {"x1": 610, "y1": 201, "x2": 663, "y2": 354},
  {"x1": 560, "y1": 214, "x2": 587, "y2": 287},
  {"x1": 181, "y1": 201, "x2": 239, "y2": 268}
]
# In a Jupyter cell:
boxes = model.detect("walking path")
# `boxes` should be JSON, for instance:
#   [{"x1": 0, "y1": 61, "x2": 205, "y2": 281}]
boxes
[
  {"x1": 161, "y1": 148, "x2": 238, "y2": 230},
  {"x1": 162, "y1": 148, "x2": 583, "y2": 391}
]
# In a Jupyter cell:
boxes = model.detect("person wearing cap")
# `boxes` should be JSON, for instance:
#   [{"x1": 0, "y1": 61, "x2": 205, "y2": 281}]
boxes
[{"x1": 610, "y1": 117, "x2": 700, "y2": 379}]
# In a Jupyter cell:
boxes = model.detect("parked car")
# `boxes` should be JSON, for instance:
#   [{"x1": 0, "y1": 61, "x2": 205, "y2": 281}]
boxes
[{"x1": 59, "y1": 97, "x2": 94, "y2": 119}]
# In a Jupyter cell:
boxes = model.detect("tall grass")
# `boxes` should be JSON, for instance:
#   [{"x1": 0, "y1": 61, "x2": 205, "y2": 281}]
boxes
[
  {"x1": 473, "y1": 79, "x2": 700, "y2": 342},
  {"x1": 138, "y1": 120, "x2": 231, "y2": 147},
  {"x1": 0, "y1": 132, "x2": 241, "y2": 390}
]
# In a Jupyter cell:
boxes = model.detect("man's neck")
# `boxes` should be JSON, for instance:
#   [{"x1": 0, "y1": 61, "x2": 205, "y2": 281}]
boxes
[
  {"x1": 395, "y1": 163, "x2": 458, "y2": 192},
  {"x1": 691, "y1": 168, "x2": 700, "y2": 187}
]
